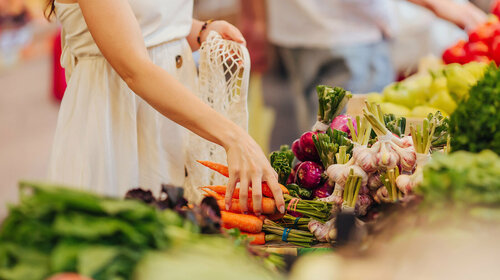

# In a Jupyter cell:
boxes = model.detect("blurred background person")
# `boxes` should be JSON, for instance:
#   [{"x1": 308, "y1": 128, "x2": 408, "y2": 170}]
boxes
[{"x1": 266, "y1": 0, "x2": 486, "y2": 133}]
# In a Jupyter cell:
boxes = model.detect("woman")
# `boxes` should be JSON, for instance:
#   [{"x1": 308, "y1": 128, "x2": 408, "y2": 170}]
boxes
[{"x1": 46, "y1": 0, "x2": 285, "y2": 216}]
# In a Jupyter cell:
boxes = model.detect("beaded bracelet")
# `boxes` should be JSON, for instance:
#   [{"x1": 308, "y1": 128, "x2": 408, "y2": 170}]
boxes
[{"x1": 197, "y1": 19, "x2": 214, "y2": 45}]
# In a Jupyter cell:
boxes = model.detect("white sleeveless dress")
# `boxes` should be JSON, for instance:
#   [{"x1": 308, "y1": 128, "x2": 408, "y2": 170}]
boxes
[{"x1": 48, "y1": 0, "x2": 201, "y2": 200}]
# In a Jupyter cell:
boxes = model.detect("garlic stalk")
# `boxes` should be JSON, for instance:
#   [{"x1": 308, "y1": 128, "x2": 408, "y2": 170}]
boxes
[
  {"x1": 342, "y1": 171, "x2": 362, "y2": 209},
  {"x1": 380, "y1": 167, "x2": 402, "y2": 202}
]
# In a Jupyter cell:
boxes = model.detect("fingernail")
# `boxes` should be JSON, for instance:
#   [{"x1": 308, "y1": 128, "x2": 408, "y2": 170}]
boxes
[
  {"x1": 225, "y1": 204, "x2": 230, "y2": 211},
  {"x1": 279, "y1": 206, "x2": 285, "y2": 214}
]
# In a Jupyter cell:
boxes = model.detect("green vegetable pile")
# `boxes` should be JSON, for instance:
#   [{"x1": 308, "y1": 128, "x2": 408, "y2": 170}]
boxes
[
  {"x1": 269, "y1": 145, "x2": 294, "y2": 185},
  {"x1": 0, "y1": 182, "x2": 281, "y2": 280},
  {"x1": 368, "y1": 61, "x2": 489, "y2": 118},
  {"x1": 418, "y1": 150, "x2": 500, "y2": 208},
  {"x1": 449, "y1": 64, "x2": 500, "y2": 154}
]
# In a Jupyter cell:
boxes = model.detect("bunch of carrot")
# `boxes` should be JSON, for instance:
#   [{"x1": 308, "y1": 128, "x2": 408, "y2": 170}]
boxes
[
  {"x1": 198, "y1": 161, "x2": 331, "y2": 247},
  {"x1": 198, "y1": 161, "x2": 290, "y2": 245}
]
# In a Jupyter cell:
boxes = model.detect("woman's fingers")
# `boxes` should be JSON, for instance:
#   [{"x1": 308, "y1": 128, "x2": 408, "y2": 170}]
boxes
[
  {"x1": 251, "y1": 175, "x2": 263, "y2": 215},
  {"x1": 221, "y1": 23, "x2": 246, "y2": 46},
  {"x1": 266, "y1": 173, "x2": 285, "y2": 214},
  {"x1": 225, "y1": 169, "x2": 238, "y2": 211},
  {"x1": 239, "y1": 175, "x2": 250, "y2": 214}
]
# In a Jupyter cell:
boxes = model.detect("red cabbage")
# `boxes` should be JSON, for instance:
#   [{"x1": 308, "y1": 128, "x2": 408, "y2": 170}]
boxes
[{"x1": 295, "y1": 161, "x2": 324, "y2": 189}]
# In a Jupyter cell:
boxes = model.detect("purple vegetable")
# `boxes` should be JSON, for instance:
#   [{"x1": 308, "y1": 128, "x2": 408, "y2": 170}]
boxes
[
  {"x1": 292, "y1": 139, "x2": 307, "y2": 162},
  {"x1": 330, "y1": 115, "x2": 357, "y2": 135},
  {"x1": 286, "y1": 168, "x2": 296, "y2": 185},
  {"x1": 298, "y1": 131, "x2": 319, "y2": 162},
  {"x1": 295, "y1": 161, "x2": 324, "y2": 189},
  {"x1": 313, "y1": 181, "x2": 333, "y2": 198}
]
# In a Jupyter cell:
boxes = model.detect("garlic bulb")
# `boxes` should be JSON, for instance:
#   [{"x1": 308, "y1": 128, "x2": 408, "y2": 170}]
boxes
[
  {"x1": 374, "y1": 186, "x2": 391, "y2": 204},
  {"x1": 308, "y1": 218, "x2": 336, "y2": 243},
  {"x1": 354, "y1": 145, "x2": 377, "y2": 173},
  {"x1": 355, "y1": 194, "x2": 372, "y2": 216},
  {"x1": 391, "y1": 143, "x2": 416, "y2": 172},
  {"x1": 368, "y1": 172, "x2": 382, "y2": 190},
  {"x1": 327, "y1": 160, "x2": 368, "y2": 187},
  {"x1": 395, "y1": 174, "x2": 414, "y2": 194},
  {"x1": 400, "y1": 135, "x2": 414, "y2": 148},
  {"x1": 375, "y1": 142, "x2": 399, "y2": 170}
]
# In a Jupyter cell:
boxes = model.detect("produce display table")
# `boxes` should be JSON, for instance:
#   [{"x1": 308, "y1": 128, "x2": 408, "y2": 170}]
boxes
[{"x1": 253, "y1": 243, "x2": 333, "y2": 256}]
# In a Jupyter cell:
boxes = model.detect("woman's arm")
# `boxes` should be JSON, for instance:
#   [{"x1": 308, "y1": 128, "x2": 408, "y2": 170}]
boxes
[
  {"x1": 186, "y1": 19, "x2": 246, "y2": 51},
  {"x1": 77, "y1": 0, "x2": 283, "y2": 215},
  {"x1": 408, "y1": 0, "x2": 487, "y2": 30}
]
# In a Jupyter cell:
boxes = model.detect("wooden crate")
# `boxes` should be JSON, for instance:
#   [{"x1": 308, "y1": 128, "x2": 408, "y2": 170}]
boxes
[
  {"x1": 252, "y1": 242, "x2": 333, "y2": 256},
  {"x1": 346, "y1": 94, "x2": 423, "y2": 135}
]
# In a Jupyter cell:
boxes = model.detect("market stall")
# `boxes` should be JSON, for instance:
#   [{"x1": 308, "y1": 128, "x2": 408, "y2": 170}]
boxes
[{"x1": 1, "y1": 2, "x2": 500, "y2": 280}]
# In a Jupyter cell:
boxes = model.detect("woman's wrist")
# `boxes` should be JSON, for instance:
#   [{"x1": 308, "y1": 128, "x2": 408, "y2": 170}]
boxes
[
  {"x1": 197, "y1": 19, "x2": 215, "y2": 45},
  {"x1": 219, "y1": 123, "x2": 244, "y2": 150}
]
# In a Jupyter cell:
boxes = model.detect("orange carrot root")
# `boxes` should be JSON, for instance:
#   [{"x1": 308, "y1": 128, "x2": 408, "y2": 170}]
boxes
[
  {"x1": 216, "y1": 198, "x2": 276, "y2": 215},
  {"x1": 221, "y1": 211, "x2": 263, "y2": 233},
  {"x1": 241, "y1": 232, "x2": 266, "y2": 245},
  {"x1": 198, "y1": 161, "x2": 289, "y2": 197},
  {"x1": 197, "y1": 161, "x2": 229, "y2": 177}
]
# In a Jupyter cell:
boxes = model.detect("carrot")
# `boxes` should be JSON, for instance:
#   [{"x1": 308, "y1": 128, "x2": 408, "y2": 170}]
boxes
[
  {"x1": 262, "y1": 183, "x2": 290, "y2": 196},
  {"x1": 241, "y1": 232, "x2": 266, "y2": 245},
  {"x1": 197, "y1": 160, "x2": 229, "y2": 177},
  {"x1": 216, "y1": 198, "x2": 276, "y2": 215},
  {"x1": 202, "y1": 189, "x2": 224, "y2": 200},
  {"x1": 202, "y1": 186, "x2": 248, "y2": 199},
  {"x1": 197, "y1": 161, "x2": 290, "y2": 197},
  {"x1": 221, "y1": 211, "x2": 263, "y2": 233}
]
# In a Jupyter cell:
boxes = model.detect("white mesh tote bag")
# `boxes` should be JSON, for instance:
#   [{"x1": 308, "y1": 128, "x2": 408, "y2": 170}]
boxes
[{"x1": 184, "y1": 31, "x2": 251, "y2": 202}]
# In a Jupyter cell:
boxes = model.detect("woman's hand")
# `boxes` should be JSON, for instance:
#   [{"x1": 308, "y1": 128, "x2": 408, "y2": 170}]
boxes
[
  {"x1": 224, "y1": 127, "x2": 285, "y2": 216},
  {"x1": 201, "y1": 20, "x2": 246, "y2": 46}
]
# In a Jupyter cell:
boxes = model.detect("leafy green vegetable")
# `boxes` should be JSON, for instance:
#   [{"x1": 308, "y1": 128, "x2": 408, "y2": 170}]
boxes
[
  {"x1": 286, "y1": 184, "x2": 313, "y2": 199},
  {"x1": 313, "y1": 128, "x2": 353, "y2": 168},
  {"x1": 417, "y1": 150, "x2": 500, "y2": 208},
  {"x1": 270, "y1": 145, "x2": 294, "y2": 185},
  {"x1": 383, "y1": 113, "x2": 406, "y2": 137},
  {"x1": 316, "y1": 85, "x2": 352, "y2": 126},
  {"x1": 0, "y1": 182, "x2": 281, "y2": 280},
  {"x1": 426, "y1": 111, "x2": 449, "y2": 150},
  {"x1": 449, "y1": 64, "x2": 500, "y2": 154}
]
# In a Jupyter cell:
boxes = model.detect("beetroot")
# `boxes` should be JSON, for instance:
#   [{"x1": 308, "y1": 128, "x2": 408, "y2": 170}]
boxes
[
  {"x1": 286, "y1": 168, "x2": 296, "y2": 185},
  {"x1": 295, "y1": 161, "x2": 324, "y2": 189},
  {"x1": 298, "y1": 131, "x2": 320, "y2": 162},
  {"x1": 313, "y1": 181, "x2": 333, "y2": 198},
  {"x1": 292, "y1": 139, "x2": 307, "y2": 161},
  {"x1": 330, "y1": 115, "x2": 357, "y2": 136}
]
